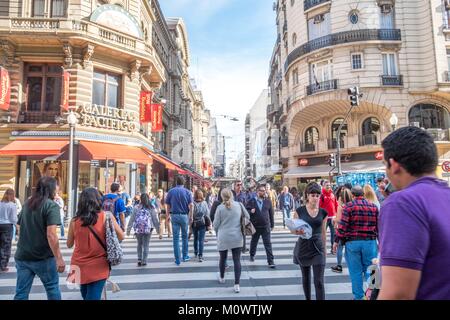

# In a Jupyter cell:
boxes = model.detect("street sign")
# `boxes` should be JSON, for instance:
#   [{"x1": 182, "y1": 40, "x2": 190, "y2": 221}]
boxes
[
  {"x1": 90, "y1": 160, "x2": 100, "y2": 167},
  {"x1": 91, "y1": 159, "x2": 115, "y2": 168},
  {"x1": 298, "y1": 158, "x2": 308, "y2": 166},
  {"x1": 442, "y1": 161, "x2": 450, "y2": 173},
  {"x1": 274, "y1": 174, "x2": 282, "y2": 181}
]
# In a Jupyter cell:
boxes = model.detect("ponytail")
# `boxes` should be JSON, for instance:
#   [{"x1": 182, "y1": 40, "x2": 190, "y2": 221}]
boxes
[{"x1": 220, "y1": 188, "x2": 233, "y2": 209}]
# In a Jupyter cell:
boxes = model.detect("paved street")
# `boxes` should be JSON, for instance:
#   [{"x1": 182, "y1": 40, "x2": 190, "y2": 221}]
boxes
[{"x1": 0, "y1": 212, "x2": 352, "y2": 300}]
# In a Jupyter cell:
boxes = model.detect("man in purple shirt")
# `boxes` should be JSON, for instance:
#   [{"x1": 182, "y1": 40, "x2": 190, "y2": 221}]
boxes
[{"x1": 378, "y1": 126, "x2": 450, "y2": 300}]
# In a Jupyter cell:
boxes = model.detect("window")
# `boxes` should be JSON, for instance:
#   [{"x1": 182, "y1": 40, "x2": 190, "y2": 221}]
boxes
[
  {"x1": 445, "y1": 0, "x2": 450, "y2": 28},
  {"x1": 380, "y1": 5, "x2": 394, "y2": 29},
  {"x1": 292, "y1": 33, "x2": 297, "y2": 46},
  {"x1": 310, "y1": 59, "x2": 333, "y2": 84},
  {"x1": 361, "y1": 117, "x2": 380, "y2": 145},
  {"x1": 25, "y1": 64, "x2": 63, "y2": 113},
  {"x1": 292, "y1": 68, "x2": 299, "y2": 86},
  {"x1": 308, "y1": 12, "x2": 331, "y2": 40},
  {"x1": 161, "y1": 124, "x2": 167, "y2": 152},
  {"x1": 92, "y1": 70, "x2": 122, "y2": 108},
  {"x1": 32, "y1": 0, "x2": 45, "y2": 17},
  {"x1": 349, "y1": 10, "x2": 359, "y2": 24},
  {"x1": 304, "y1": 127, "x2": 319, "y2": 145},
  {"x1": 382, "y1": 53, "x2": 398, "y2": 75},
  {"x1": 51, "y1": 0, "x2": 66, "y2": 17},
  {"x1": 290, "y1": 0, "x2": 295, "y2": 6},
  {"x1": 409, "y1": 104, "x2": 449, "y2": 129},
  {"x1": 351, "y1": 53, "x2": 363, "y2": 70},
  {"x1": 331, "y1": 118, "x2": 347, "y2": 142}
]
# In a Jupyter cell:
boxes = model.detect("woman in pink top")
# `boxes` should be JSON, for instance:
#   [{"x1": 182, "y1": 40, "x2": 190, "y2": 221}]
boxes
[{"x1": 67, "y1": 188, "x2": 124, "y2": 300}]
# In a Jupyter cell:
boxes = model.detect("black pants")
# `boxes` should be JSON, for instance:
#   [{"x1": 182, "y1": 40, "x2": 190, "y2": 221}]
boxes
[
  {"x1": 0, "y1": 224, "x2": 13, "y2": 270},
  {"x1": 250, "y1": 227, "x2": 274, "y2": 264},
  {"x1": 219, "y1": 248, "x2": 242, "y2": 284},
  {"x1": 300, "y1": 264, "x2": 325, "y2": 300}
]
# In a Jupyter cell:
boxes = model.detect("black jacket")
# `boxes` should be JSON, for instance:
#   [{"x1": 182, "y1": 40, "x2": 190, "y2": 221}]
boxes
[{"x1": 246, "y1": 197, "x2": 274, "y2": 229}]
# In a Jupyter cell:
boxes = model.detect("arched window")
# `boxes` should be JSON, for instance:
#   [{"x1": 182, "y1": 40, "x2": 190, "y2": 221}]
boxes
[
  {"x1": 281, "y1": 127, "x2": 288, "y2": 147},
  {"x1": 361, "y1": 117, "x2": 380, "y2": 145},
  {"x1": 409, "y1": 103, "x2": 449, "y2": 129},
  {"x1": 303, "y1": 127, "x2": 318, "y2": 152},
  {"x1": 266, "y1": 137, "x2": 272, "y2": 156},
  {"x1": 330, "y1": 118, "x2": 347, "y2": 149}
]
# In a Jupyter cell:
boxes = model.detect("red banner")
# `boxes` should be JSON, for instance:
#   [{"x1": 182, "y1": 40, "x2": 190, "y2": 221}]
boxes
[
  {"x1": 139, "y1": 91, "x2": 152, "y2": 123},
  {"x1": 0, "y1": 67, "x2": 11, "y2": 111},
  {"x1": 151, "y1": 103, "x2": 163, "y2": 132},
  {"x1": 208, "y1": 165, "x2": 213, "y2": 177},
  {"x1": 202, "y1": 159, "x2": 208, "y2": 171},
  {"x1": 61, "y1": 71, "x2": 70, "y2": 112}
]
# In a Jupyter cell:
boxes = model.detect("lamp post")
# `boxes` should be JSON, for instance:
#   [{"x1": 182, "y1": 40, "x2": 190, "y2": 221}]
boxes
[
  {"x1": 67, "y1": 109, "x2": 78, "y2": 220},
  {"x1": 390, "y1": 113, "x2": 398, "y2": 131}
]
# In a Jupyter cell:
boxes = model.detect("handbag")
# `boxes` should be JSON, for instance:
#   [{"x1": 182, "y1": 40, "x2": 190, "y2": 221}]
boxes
[
  {"x1": 239, "y1": 202, "x2": 256, "y2": 236},
  {"x1": 88, "y1": 212, "x2": 123, "y2": 267}
]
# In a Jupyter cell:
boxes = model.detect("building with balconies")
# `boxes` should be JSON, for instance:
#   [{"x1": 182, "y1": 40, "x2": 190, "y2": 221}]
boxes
[
  {"x1": 270, "y1": 0, "x2": 450, "y2": 186},
  {"x1": 0, "y1": 0, "x2": 189, "y2": 203}
]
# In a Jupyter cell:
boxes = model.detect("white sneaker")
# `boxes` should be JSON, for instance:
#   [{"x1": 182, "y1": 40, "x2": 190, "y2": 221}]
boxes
[
  {"x1": 217, "y1": 272, "x2": 225, "y2": 284},
  {"x1": 234, "y1": 284, "x2": 240, "y2": 293}
]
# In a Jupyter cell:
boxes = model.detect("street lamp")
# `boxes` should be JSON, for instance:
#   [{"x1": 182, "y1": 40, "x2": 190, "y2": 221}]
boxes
[
  {"x1": 390, "y1": 113, "x2": 398, "y2": 131},
  {"x1": 67, "y1": 109, "x2": 78, "y2": 220}
]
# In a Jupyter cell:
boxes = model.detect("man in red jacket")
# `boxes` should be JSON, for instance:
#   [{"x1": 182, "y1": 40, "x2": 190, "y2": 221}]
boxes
[{"x1": 319, "y1": 181, "x2": 338, "y2": 254}]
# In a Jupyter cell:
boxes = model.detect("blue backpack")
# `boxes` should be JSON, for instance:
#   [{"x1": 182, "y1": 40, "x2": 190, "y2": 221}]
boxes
[{"x1": 133, "y1": 207, "x2": 152, "y2": 234}]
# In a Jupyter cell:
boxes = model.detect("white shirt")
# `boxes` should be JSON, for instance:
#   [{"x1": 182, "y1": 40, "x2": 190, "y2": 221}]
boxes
[{"x1": 0, "y1": 202, "x2": 18, "y2": 225}]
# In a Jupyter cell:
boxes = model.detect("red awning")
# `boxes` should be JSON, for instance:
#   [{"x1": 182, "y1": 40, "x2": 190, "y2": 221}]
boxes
[
  {"x1": 78, "y1": 141, "x2": 152, "y2": 163},
  {"x1": 0, "y1": 140, "x2": 67, "y2": 156},
  {"x1": 150, "y1": 153, "x2": 179, "y2": 171}
]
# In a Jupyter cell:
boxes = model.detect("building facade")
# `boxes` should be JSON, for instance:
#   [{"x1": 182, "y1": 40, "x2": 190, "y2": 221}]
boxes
[{"x1": 270, "y1": 0, "x2": 450, "y2": 187}]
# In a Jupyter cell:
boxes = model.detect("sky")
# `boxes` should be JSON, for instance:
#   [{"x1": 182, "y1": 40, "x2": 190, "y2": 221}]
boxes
[{"x1": 159, "y1": 0, "x2": 276, "y2": 167}]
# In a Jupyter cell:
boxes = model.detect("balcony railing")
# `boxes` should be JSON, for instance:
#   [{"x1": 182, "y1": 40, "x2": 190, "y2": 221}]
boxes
[
  {"x1": 285, "y1": 29, "x2": 401, "y2": 71},
  {"x1": 328, "y1": 138, "x2": 345, "y2": 149},
  {"x1": 306, "y1": 79, "x2": 338, "y2": 95},
  {"x1": 11, "y1": 18, "x2": 60, "y2": 29},
  {"x1": 426, "y1": 128, "x2": 450, "y2": 141},
  {"x1": 300, "y1": 143, "x2": 316, "y2": 152},
  {"x1": 304, "y1": 0, "x2": 330, "y2": 12},
  {"x1": 359, "y1": 134, "x2": 378, "y2": 146},
  {"x1": 381, "y1": 75, "x2": 403, "y2": 86},
  {"x1": 18, "y1": 111, "x2": 60, "y2": 124}
]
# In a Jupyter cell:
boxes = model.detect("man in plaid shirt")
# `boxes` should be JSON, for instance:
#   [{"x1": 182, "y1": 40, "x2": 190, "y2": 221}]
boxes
[{"x1": 333, "y1": 185, "x2": 379, "y2": 300}]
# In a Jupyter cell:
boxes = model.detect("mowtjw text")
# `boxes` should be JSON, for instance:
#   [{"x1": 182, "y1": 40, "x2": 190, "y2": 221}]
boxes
[{"x1": 223, "y1": 304, "x2": 272, "y2": 317}]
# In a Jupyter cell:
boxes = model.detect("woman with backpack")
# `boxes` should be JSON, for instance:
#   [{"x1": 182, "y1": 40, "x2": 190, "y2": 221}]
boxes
[
  {"x1": 67, "y1": 188, "x2": 124, "y2": 300},
  {"x1": 192, "y1": 190, "x2": 210, "y2": 262},
  {"x1": 126, "y1": 193, "x2": 159, "y2": 267}
]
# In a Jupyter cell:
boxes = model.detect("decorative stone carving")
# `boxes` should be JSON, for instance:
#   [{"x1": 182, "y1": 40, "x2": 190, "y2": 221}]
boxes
[
  {"x1": 129, "y1": 59, "x2": 141, "y2": 81},
  {"x1": 62, "y1": 43, "x2": 73, "y2": 68},
  {"x1": 139, "y1": 65, "x2": 152, "y2": 82},
  {"x1": 0, "y1": 40, "x2": 15, "y2": 67},
  {"x1": 82, "y1": 44, "x2": 95, "y2": 69}
]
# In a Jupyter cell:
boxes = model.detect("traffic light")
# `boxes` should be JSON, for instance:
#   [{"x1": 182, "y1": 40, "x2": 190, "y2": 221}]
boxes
[
  {"x1": 348, "y1": 86, "x2": 362, "y2": 107},
  {"x1": 328, "y1": 153, "x2": 336, "y2": 167}
]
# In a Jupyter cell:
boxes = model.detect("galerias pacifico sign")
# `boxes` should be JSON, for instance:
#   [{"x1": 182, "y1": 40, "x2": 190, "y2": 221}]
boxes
[
  {"x1": 0, "y1": 67, "x2": 11, "y2": 111},
  {"x1": 77, "y1": 104, "x2": 139, "y2": 132}
]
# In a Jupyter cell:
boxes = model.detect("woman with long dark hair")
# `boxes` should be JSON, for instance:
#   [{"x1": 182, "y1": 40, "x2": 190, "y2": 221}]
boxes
[
  {"x1": 126, "y1": 193, "x2": 159, "y2": 266},
  {"x1": 292, "y1": 182, "x2": 328, "y2": 300},
  {"x1": 0, "y1": 188, "x2": 17, "y2": 273},
  {"x1": 14, "y1": 177, "x2": 65, "y2": 300},
  {"x1": 67, "y1": 187, "x2": 124, "y2": 300}
]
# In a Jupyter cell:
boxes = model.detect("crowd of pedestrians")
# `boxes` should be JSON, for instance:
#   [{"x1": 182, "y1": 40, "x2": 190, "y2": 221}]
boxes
[{"x1": 0, "y1": 126, "x2": 449, "y2": 300}]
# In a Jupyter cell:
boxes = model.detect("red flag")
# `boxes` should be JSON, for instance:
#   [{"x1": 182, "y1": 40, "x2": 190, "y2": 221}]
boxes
[
  {"x1": 202, "y1": 159, "x2": 208, "y2": 171},
  {"x1": 0, "y1": 67, "x2": 11, "y2": 111},
  {"x1": 139, "y1": 91, "x2": 152, "y2": 123},
  {"x1": 151, "y1": 103, "x2": 163, "y2": 132},
  {"x1": 208, "y1": 165, "x2": 213, "y2": 177},
  {"x1": 61, "y1": 71, "x2": 70, "y2": 112}
]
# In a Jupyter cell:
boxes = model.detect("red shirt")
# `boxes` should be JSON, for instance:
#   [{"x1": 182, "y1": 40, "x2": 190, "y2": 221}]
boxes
[{"x1": 319, "y1": 188, "x2": 338, "y2": 218}]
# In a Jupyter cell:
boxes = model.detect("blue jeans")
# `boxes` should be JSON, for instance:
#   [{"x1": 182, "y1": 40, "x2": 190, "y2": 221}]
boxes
[
  {"x1": 345, "y1": 240, "x2": 378, "y2": 300},
  {"x1": 80, "y1": 279, "x2": 107, "y2": 300},
  {"x1": 14, "y1": 257, "x2": 61, "y2": 300},
  {"x1": 171, "y1": 214, "x2": 189, "y2": 263},
  {"x1": 193, "y1": 225, "x2": 206, "y2": 257},
  {"x1": 282, "y1": 206, "x2": 291, "y2": 226},
  {"x1": 337, "y1": 242, "x2": 344, "y2": 266},
  {"x1": 326, "y1": 219, "x2": 335, "y2": 248}
]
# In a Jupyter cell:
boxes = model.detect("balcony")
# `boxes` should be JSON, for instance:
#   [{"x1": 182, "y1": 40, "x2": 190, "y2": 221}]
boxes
[
  {"x1": 18, "y1": 111, "x2": 60, "y2": 124},
  {"x1": 300, "y1": 142, "x2": 316, "y2": 152},
  {"x1": 284, "y1": 29, "x2": 401, "y2": 71},
  {"x1": 306, "y1": 79, "x2": 338, "y2": 95},
  {"x1": 381, "y1": 75, "x2": 403, "y2": 86},
  {"x1": 328, "y1": 138, "x2": 345, "y2": 149},
  {"x1": 426, "y1": 128, "x2": 450, "y2": 142},
  {"x1": 304, "y1": 0, "x2": 331, "y2": 12},
  {"x1": 267, "y1": 104, "x2": 277, "y2": 115},
  {"x1": 359, "y1": 134, "x2": 378, "y2": 146}
]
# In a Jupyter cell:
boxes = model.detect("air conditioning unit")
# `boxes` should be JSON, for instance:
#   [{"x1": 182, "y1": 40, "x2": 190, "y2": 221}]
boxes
[
  {"x1": 380, "y1": 4, "x2": 393, "y2": 14},
  {"x1": 313, "y1": 14, "x2": 325, "y2": 24}
]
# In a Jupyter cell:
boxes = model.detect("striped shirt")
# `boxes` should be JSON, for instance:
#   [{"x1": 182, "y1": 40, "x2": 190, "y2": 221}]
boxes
[{"x1": 335, "y1": 197, "x2": 379, "y2": 243}]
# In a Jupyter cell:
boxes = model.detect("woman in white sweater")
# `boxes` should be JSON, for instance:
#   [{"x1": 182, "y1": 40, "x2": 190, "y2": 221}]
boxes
[{"x1": 213, "y1": 188, "x2": 250, "y2": 293}]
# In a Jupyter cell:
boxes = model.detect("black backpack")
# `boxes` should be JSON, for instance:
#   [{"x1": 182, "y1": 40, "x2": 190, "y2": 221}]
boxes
[{"x1": 193, "y1": 202, "x2": 207, "y2": 228}]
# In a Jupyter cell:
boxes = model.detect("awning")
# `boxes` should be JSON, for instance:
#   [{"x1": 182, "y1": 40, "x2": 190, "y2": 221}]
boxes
[
  {"x1": 78, "y1": 141, "x2": 152, "y2": 163},
  {"x1": 284, "y1": 160, "x2": 385, "y2": 178},
  {"x1": 150, "y1": 152, "x2": 180, "y2": 171},
  {"x1": 0, "y1": 140, "x2": 67, "y2": 156}
]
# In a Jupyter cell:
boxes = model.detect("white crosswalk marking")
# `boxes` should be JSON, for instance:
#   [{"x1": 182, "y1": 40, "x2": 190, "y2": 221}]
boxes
[{"x1": 0, "y1": 212, "x2": 353, "y2": 300}]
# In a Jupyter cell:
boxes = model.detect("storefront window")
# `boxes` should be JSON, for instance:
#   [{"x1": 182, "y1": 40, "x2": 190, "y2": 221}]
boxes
[
  {"x1": 137, "y1": 164, "x2": 147, "y2": 194},
  {"x1": 116, "y1": 163, "x2": 131, "y2": 194},
  {"x1": 78, "y1": 162, "x2": 91, "y2": 193}
]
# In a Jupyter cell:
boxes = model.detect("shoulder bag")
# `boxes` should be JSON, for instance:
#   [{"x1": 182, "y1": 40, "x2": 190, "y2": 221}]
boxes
[{"x1": 238, "y1": 202, "x2": 256, "y2": 236}]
